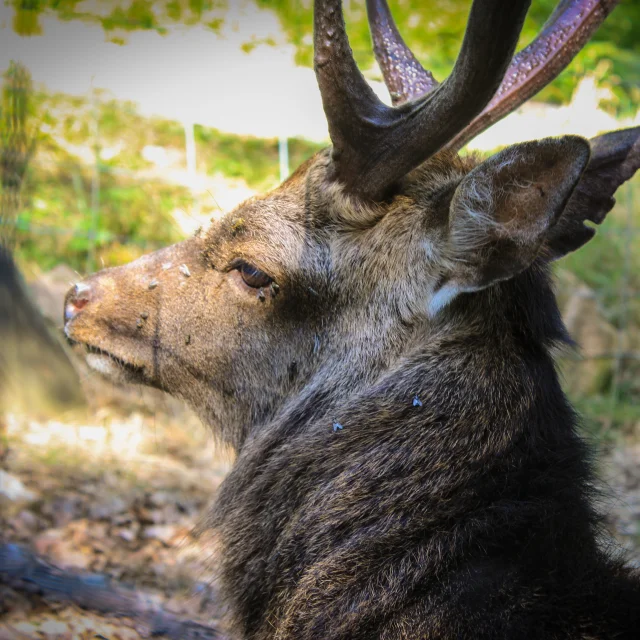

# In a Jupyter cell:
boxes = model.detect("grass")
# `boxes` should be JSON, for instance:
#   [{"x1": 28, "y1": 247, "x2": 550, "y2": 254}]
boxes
[
  {"x1": 574, "y1": 392, "x2": 640, "y2": 444},
  {"x1": 11, "y1": 89, "x2": 325, "y2": 273},
  {"x1": 560, "y1": 180, "x2": 640, "y2": 329},
  {"x1": 195, "y1": 124, "x2": 323, "y2": 190}
]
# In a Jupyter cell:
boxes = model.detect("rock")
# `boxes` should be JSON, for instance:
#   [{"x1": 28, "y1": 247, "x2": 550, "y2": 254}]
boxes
[
  {"x1": 89, "y1": 496, "x2": 127, "y2": 520},
  {"x1": 27, "y1": 264, "x2": 78, "y2": 328},
  {"x1": 8, "y1": 510, "x2": 39, "y2": 538},
  {"x1": 42, "y1": 495, "x2": 84, "y2": 529},
  {"x1": 33, "y1": 529, "x2": 92, "y2": 570},
  {"x1": 556, "y1": 269, "x2": 618, "y2": 395},
  {"x1": 33, "y1": 529, "x2": 64, "y2": 557},
  {"x1": 116, "y1": 527, "x2": 138, "y2": 543},
  {"x1": 0, "y1": 471, "x2": 36, "y2": 505},
  {"x1": 143, "y1": 524, "x2": 180, "y2": 546},
  {"x1": 149, "y1": 490, "x2": 173, "y2": 507}
]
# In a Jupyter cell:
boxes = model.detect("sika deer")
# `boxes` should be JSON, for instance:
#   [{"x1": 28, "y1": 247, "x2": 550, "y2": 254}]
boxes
[{"x1": 64, "y1": 1, "x2": 640, "y2": 637}]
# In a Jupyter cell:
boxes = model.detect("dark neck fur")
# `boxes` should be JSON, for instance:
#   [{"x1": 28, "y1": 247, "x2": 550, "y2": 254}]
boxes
[{"x1": 209, "y1": 265, "x2": 639, "y2": 639}]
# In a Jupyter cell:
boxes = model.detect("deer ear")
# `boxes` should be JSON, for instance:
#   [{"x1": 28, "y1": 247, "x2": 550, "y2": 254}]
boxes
[
  {"x1": 430, "y1": 136, "x2": 590, "y2": 315},
  {"x1": 543, "y1": 126, "x2": 640, "y2": 261}
]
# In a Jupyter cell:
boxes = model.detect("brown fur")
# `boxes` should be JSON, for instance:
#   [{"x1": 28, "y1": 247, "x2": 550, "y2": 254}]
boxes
[{"x1": 65, "y1": 131, "x2": 640, "y2": 638}]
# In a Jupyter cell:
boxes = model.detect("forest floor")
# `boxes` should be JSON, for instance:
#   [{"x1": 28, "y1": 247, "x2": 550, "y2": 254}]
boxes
[
  {"x1": 1, "y1": 397, "x2": 640, "y2": 639},
  {"x1": 0, "y1": 399, "x2": 232, "y2": 639}
]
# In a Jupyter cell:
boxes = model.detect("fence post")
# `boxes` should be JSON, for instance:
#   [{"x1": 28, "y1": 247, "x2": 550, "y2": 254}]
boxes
[
  {"x1": 279, "y1": 136, "x2": 289, "y2": 183},
  {"x1": 184, "y1": 119, "x2": 197, "y2": 179},
  {"x1": 87, "y1": 84, "x2": 100, "y2": 274}
]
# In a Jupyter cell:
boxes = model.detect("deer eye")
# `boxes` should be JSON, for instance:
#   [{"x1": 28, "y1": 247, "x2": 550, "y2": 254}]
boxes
[{"x1": 239, "y1": 262, "x2": 272, "y2": 289}]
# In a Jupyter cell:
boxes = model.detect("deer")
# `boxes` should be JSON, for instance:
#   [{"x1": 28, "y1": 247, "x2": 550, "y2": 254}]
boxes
[{"x1": 63, "y1": 0, "x2": 640, "y2": 637}]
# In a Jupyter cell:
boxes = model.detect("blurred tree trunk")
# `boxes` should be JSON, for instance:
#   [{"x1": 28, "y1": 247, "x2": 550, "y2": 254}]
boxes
[
  {"x1": 0, "y1": 62, "x2": 35, "y2": 250},
  {"x1": 0, "y1": 62, "x2": 85, "y2": 420}
]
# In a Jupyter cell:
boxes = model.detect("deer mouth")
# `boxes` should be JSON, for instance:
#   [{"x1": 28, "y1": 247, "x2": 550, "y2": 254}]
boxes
[{"x1": 83, "y1": 344, "x2": 149, "y2": 385}]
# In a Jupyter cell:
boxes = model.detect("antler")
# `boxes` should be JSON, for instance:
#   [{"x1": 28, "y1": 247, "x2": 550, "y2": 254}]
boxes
[
  {"x1": 314, "y1": 0, "x2": 531, "y2": 200},
  {"x1": 314, "y1": 0, "x2": 618, "y2": 200},
  {"x1": 366, "y1": 0, "x2": 438, "y2": 106},
  {"x1": 446, "y1": 0, "x2": 620, "y2": 150}
]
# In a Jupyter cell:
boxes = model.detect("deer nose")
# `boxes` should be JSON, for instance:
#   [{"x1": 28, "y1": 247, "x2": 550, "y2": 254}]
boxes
[{"x1": 64, "y1": 282, "x2": 92, "y2": 323}]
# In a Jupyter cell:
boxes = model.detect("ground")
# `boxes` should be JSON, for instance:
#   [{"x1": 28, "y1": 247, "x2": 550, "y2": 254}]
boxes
[{"x1": 0, "y1": 393, "x2": 232, "y2": 639}]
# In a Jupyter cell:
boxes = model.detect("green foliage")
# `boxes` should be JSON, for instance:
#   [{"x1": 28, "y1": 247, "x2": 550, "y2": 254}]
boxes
[
  {"x1": 8, "y1": 0, "x2": 640, "y2": 116},
  {"x1": 574, "y1": 391, "x2": 640, "y2": 443},
  {"x1": 13, "y1": 88, "x2": 323, "y2": 273},
  {"x1": 14, "y1": 90, "x2": 185, "y2": 272},
  {"x1": 560, "y1": 180, "x2": 640, "y2": 329},
  {"x1": 10, "y1": 0, "x2": 228, "y2": 39},
  {"x1": 0, "y1": 62, "x2": 37, "y2": 183},
  {"x1": 1, "y1": 62, "x2": 38, "y2": 249},
  {"x1": 16, "y1": 161, "x2": 189, "y2": 272},
  {"x1": 558, "y1": 177, "x2": 640, "y2": 441},
  {"x1": 256, "y1": 0, "x2": 640, "y2": 117},
  {"x1": 195, "y1": 125, "x2": 323, "y2": 191}
]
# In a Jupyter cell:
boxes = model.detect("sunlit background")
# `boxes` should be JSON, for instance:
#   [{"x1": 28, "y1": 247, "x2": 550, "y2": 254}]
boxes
[{"x1": 0, "y1": 1, "x2": 639, "y2": 636}]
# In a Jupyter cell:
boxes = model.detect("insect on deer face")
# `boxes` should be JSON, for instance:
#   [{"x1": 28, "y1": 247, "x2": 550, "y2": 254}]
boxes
[{"x1": 64, "y1": 0, "x2": 639, "y2": 451}]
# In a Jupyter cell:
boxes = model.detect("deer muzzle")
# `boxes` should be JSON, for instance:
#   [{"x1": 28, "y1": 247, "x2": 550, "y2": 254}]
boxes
[{"x1": 63, "y1": 238, "x2": 203, "y2": 388}]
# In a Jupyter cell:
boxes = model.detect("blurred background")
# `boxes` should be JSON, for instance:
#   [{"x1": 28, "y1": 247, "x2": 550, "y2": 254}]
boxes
[{"x1": 0, "y1": 0, "x2": 639, "y2": 636}]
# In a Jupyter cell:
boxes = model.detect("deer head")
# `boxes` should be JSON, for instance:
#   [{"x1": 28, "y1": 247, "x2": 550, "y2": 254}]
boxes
[{"x1": 64, "y1": 0, "x2": 639, "y2": 455}]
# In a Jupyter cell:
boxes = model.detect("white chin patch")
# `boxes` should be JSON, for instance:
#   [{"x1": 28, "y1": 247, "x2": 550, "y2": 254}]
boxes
[{"x1": 86, "y1": 353, "x2": 127, "y2": 383}]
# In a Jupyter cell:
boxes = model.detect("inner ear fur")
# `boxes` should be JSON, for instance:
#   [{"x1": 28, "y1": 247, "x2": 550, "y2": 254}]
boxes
[{"x1": 445, "y1": 136, "x2": 590, "y2": 290}]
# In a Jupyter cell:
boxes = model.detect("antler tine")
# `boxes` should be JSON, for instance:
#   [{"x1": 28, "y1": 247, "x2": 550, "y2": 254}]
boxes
[
  {"x1": 366, "y1": 0, "x2": 438, "y2": 106},
  {"x1": 314, "y1": 0, "x2": 531, "y2": 200},
  {"x1": 446, "y1": 0, "x2": 620, "y2": 151},
  {"x1": 314, "y1": 0, "x2": 387, "y2": 162}
]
